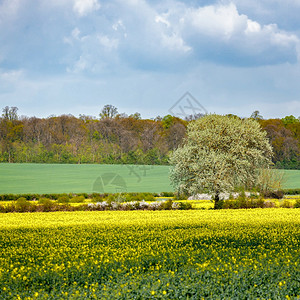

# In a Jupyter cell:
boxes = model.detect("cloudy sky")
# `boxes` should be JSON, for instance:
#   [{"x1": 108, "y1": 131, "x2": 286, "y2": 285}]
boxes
[{"x1": 0, "y1": 0, "x2": 300, "y2": 119}]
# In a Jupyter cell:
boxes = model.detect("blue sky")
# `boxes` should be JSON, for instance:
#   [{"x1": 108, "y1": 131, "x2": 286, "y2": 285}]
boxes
[{"x1": 0, "y1": 0, "x2": 300, "y2": 119}]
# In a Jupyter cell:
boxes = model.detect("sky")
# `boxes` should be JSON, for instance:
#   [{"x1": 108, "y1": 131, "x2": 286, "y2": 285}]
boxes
[{"x1": 0, "y1": 0, "x2": 300, "y2": 120}]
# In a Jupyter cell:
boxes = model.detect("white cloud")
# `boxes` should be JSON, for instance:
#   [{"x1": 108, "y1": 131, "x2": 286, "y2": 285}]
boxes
[
  {"x1": 1, "y1": 0, "x2": 300, "y2": 78},
  {"x1": 1, "y1": 0, "x2": 300, "y2": 120},
  {"x1": 177, "y1": 2, "x2": 300, "y2": 65},
  {"x1": 112, "y1": 20, "x2": 127, "y2": 38},
  {"x1": 70, "y1": 56, "x2": 88, "y2": 73},
  {"x1": 0, "y1": 0, "x2": 21, "y2": 22},
  {"x1": 245, "y1": 20, "x2": 261, "y2": 34},
  {"x1": 97, "y1": 35, "x2": 119, "y2": 49},
  {"x1": 63, "y1": 27, "x2": 82, "y2": 45},
  {"x1": 123, "y1": 0, "x2": 144, "y2": 6},
  {"x1": 0, "y1": 69, "x2": 24, "y2": 82},
  {"x1": 72, "y1": 27, "x2": 81, "y2": 39},
  {"x1": 154, "y1": 12, "x2": 191, "y2": 53},
  {"x1": 160, "y1": 33, "x2": 191, "y2": 53},
  {"x1": 112, "y1": 20, "x2": 126, "y2": 32},
  {"x1": 268, "y1": 27, "x2": 299, "y2": 47},
  {"x1": 73, "y1": 0, "x2": 100, "y2": 17},
  {"x1": 183, "y1": 2, "x2": 297, "y2": 46},
  {"x1": 186, "y1": 3, "x2": 247, "y2": 39},
  {"x1": 155, "y1": 15, "x2": 171, "y2": 28}
]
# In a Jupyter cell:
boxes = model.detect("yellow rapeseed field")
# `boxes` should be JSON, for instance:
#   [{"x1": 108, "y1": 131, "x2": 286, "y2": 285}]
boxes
[{"x1": 0, "y1": 209, "x2": 299, "y2": 299}]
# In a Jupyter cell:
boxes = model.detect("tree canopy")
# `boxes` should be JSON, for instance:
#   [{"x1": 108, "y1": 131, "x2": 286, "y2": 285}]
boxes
[
  {"x1": 170, "y1": 114, "x2": 273, "y2": 207},
  {"x1": 1, "y1": 106, "x2": 300, "y2": 168}
]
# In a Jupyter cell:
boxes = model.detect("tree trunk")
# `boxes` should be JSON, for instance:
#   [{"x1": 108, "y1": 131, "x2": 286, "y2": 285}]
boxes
[{"x1": 214, "y1": 192, "x2": 220, "y2": 209}]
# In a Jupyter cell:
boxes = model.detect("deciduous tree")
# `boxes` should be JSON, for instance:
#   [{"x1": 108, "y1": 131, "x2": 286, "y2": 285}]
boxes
[
  {"x1": 99, "y1": 105, "x2": 118, "y2": 119},
  {"x1": 170, "y1": 114, "x2": 273, "y2": 208}
]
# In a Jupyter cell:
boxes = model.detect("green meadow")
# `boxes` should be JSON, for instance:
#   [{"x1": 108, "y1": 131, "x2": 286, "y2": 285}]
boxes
[
  {"x1": 283, "y1": 169, "x2": 300, "y2": 190},
  {"x1": 0, "y1": 163, "x2": 299, "y2": 194},
  {"x1": 0, "y1": 163, "x2": 172, "y2": 194}
]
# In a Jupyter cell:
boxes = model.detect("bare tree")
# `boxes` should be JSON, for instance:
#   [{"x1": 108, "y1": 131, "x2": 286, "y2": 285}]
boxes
[
  {"x1": 99, "y1": 105, "x2": 118, "y2": 119},
  {"x1": 2, "y1": 106, "x2": 18, "y2": 121}
]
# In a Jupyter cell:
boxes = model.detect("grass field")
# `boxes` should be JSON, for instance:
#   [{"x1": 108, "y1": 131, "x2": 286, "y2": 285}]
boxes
[
  {"x1": 283, "y1": 169, "x2": 300, "y2": 189},
  {"x1": 0, "y1": 163, "x2": 299, "y2": 194},
  {"x1": 0, "y1": 163, "x2": 172, "y2": 194},
  {"x1": 0, "y1": 209, "x2": 299, "y2": 299}
]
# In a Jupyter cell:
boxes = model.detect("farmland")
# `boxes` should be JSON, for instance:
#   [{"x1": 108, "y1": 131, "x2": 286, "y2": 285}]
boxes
[
  {"x1": 0, "y1": 163, "x2": 300, "y2": 194},
  {"x1": 0, "y1": 209, "x2": 299, "y2": 299},
  {"x1": 0, "y1": 163, "x2": 172, "y2": 194}
]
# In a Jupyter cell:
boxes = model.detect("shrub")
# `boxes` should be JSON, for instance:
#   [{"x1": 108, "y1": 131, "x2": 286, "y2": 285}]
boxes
[
  {"x1": 130, "y1": 193, "x2": 143, "y2": 201},
  {"x1": 139, "y1": 200, "x2": 149, "y2": 210},
  {"x1": 280, "y1": 200, "x2": 294, "y2": 208},
  {"x1": 148, "y1": 201, "x2": 163, "y2": 210},
  {"x1": 15, "y1": 197, "x2": 34, "y2": 212},
  {"x1": 152, "y1": 193, "x2": 160, "y2": 197},
  {"x1": 222, "y1": 201, "x2": 233, "y2": 209},
  {"x1": 0, "y1": 204, "x2": 7, "y2": 212},
  {"x1": 70, "y1": 196, "x2": 85, "y2": 203},
  {"x1": 76, "y1": 204, "x2": 89, "y2": 211},
  {"x1": 255, "y1": 198, "x2": 265, "y2": 208},
  {"x1": 91, "y1": 194, "x2": 104, "y2": 203},
  {"x1": 178, "y1": 202, "x2": 193, "y2": 210},
  {"x1": 249, "y1": 193, "x2": 259, "y2": 199},
  {"x1": 264, "y1": 200, "x2": 276, "y2": 208},
  {"x1": 38, "y1": 198, "x2": 50, "y2": 204},
  {"x1": 87, "y1": 202, "x2": 109, "y2": 211},
  {"x1": 22, "y1": 194, "x2": 36, "y2": 200},
  {"x1": 174, "y1": 192, "x2": 188, "y2": 200},
  {"x1": 222, "y1": 197, "x2": 272, "y2": 209},
  {"x1": 143, "y1": 194, "x2": 156, "y2": 202},
  {"x1": 121, "y1": 201, "x2": 140, "y2": 211},
  {"x1": 160, "y1": 192, "x2": 174, "y2": 197},
  {"x1": 79, "y1": 193, "x2": 88, "y2": 199},
  {"x1": 294, "y1": 199, "x2": 300, "y2": 208},
  {"x1": 161, "y1": 200, "x2": 173, "y2": 210},
  {"x1": 263, "y1": 190, "x2": 284, "y2": 199},
  {"x1": 38, "y1": 198, "x2": 56, "y2": 212},
  {"x1": 283, "y1": 189, "x2": 300, "y2": 195},
  {"x1": 44, "y1": 194, "x2": 60, "y2": 200},
  {"x1": 0, "y1": 194, "x2": 17, "y2": 201},
  {"x1": 57, "y1": 196, "x2": 70, "y2": 204},
  {"x1": 236, "y1": 198, "x2": 248, "y2": 209}
]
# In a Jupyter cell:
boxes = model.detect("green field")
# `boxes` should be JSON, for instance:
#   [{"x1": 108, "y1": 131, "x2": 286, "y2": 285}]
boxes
[
  {"x1": 0, "y1": 163, "x2": 299, "y2": 194},
  {"x1": 0, "y1": 163, "x2": 172, "y2": 194},
  {"x1": 0, "y1": 209, "x2": 299, "y2": 299},
  {"x1": 283, "y1": 169, "x2": 300, "y2": 189}
]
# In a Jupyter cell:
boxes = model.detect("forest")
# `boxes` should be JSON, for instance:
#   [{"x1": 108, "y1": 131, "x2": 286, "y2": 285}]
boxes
[{"x1": 0, "y1": 106, "x2": 300, "y2": 169}]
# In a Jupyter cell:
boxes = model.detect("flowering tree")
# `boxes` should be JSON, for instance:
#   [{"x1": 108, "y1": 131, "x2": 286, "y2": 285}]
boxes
[{"x1": 170, "y1": 114, "x2": 273, "y2": 208}]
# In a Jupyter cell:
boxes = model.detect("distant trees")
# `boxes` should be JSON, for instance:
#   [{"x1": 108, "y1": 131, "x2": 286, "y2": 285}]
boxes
[
  {"x1": 99, "y1": 105, "x2": 118, "y2": 119},
  {"x1": 259, "y1": 117, "x2": 300, "y2": 169},
  {"x1": 250, "y1": 110, "x2": 263, "y2": 121},
  {"x1": 0, "y1": 106, "x2": 22, "y2": 162},
  {"x1": 282, "y1": 115, "x2": 299, "y2": 126},
  {"x1": 129, "y1": 112, "x2": 141, "y2": 120},
  {"x1": 0, "y1": 105, "x2": 186, "y2": 164},
  {"x1": 0, "y1": 106, "x2": 300, "y2": 169},
  {"x1": 2, "y1": 106, "x2": 18, "y2": 121}
]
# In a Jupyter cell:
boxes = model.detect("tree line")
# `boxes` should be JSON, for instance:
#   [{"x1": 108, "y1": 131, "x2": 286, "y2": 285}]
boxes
[
  {"x1": 0, "y1": 106, "x2": 186, "y2": 165},
  {"x1": 0, "y1": 106, "x2": 299, "y2": 169}
]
